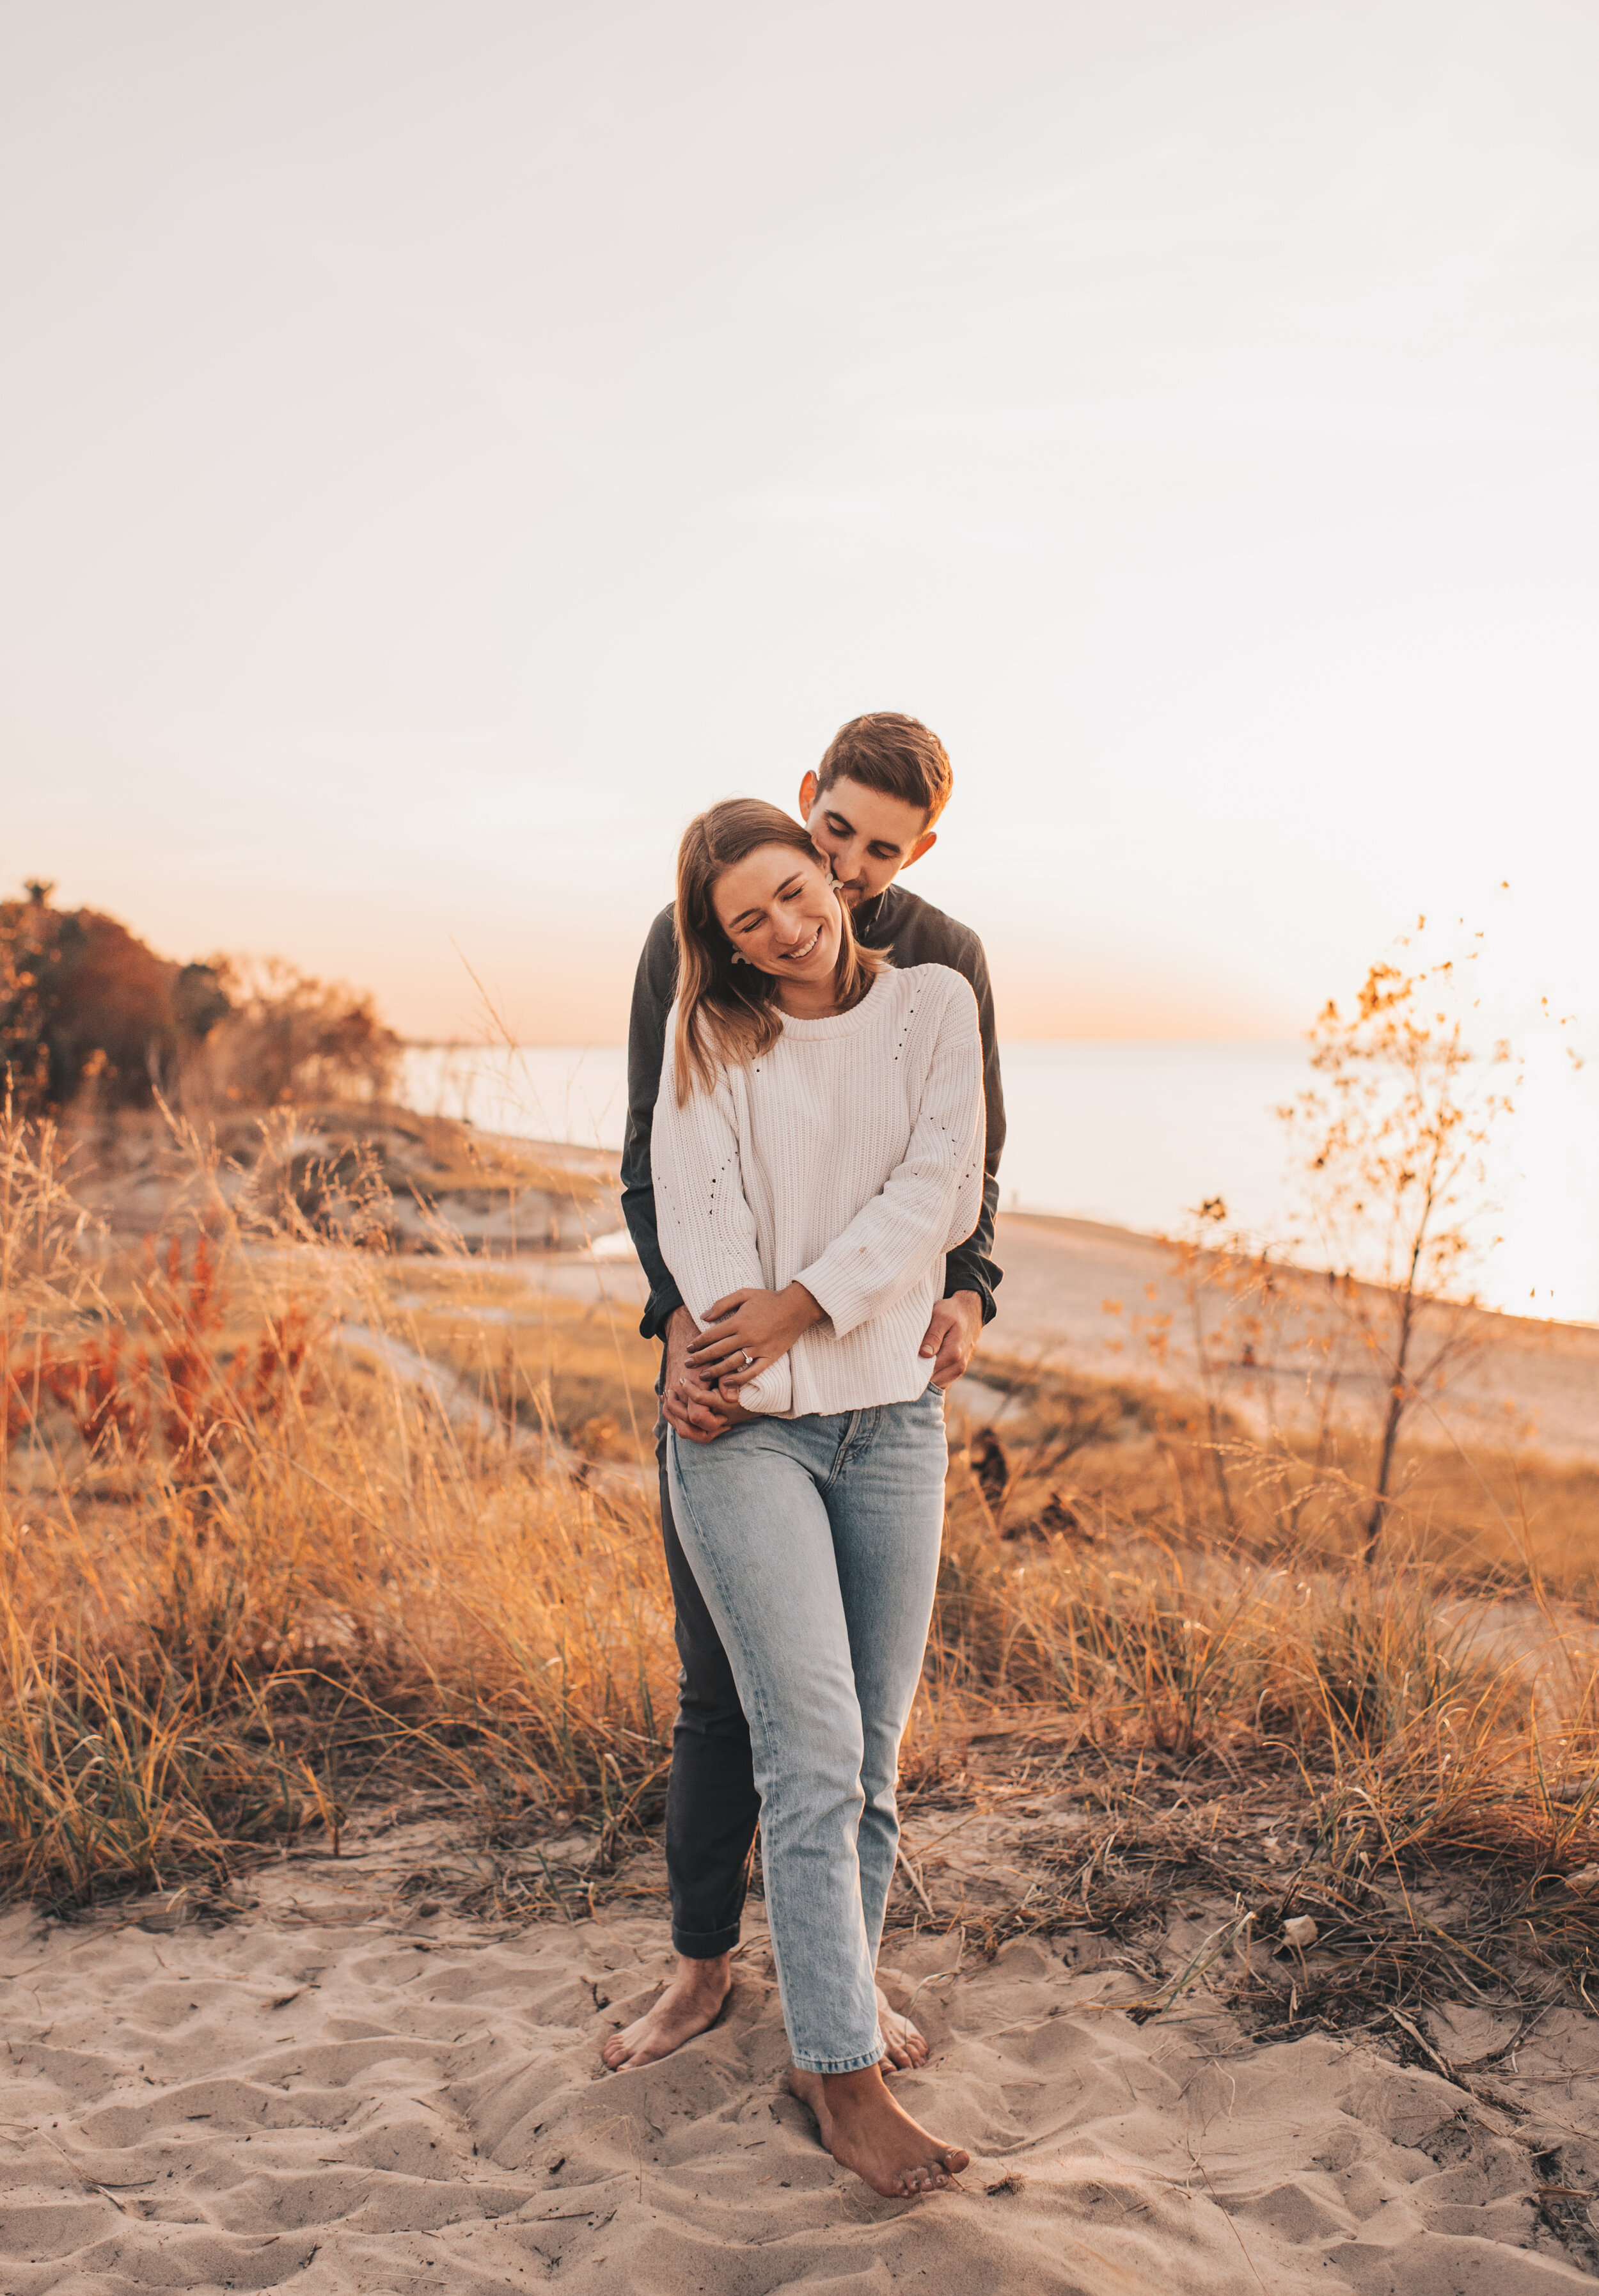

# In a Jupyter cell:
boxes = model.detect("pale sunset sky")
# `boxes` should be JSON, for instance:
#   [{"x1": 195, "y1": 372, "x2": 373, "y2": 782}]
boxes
[{"x1": 3, "y1": 1, "x2": 1595, "y2": 1045}]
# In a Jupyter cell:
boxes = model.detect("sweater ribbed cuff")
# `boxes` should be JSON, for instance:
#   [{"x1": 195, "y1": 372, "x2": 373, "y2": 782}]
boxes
[
  {"x1": 794, "y1": 1251, "x2": 876, "y2": 1342},
  {"x1": 736, "y1": 1356, "x2": 792, "y2": 1415}
]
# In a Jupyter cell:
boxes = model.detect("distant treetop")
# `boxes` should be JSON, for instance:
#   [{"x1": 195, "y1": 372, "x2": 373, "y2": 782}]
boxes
[{"x1": 0, "y1": 885, "x2": 399, "y2": 1114}]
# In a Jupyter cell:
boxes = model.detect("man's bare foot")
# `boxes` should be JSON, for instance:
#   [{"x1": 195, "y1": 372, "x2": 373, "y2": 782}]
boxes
[
  {"x1": 785, "y1": 2063, "x2": 968, "y2": 2197},
  {"x1": 876, "y1": 1983, "x2": 927, "y2": 2070},
  {"x1": 601, "y1": 1952, "x2": 732, "y2": 2070}
]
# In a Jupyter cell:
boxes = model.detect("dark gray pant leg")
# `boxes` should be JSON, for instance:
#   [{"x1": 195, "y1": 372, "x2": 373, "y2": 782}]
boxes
[{"x1": 656, "y1": 1383, "x2": 762, "y2": 1957}]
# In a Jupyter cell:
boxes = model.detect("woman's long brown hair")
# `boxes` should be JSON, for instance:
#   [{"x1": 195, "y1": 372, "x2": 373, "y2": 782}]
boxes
[{"x1": 672, "y1": 799, "x2": 888, "y2": 1104}]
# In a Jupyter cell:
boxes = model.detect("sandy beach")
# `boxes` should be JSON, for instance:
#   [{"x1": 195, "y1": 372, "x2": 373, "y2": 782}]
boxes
[
  {"x1": 984, "y1": 1214, "x2": 1599, "y2": 1465},
  {"x1": 538, "y1": 1204, "x2": 1599, "y2": 1466},
  {"x1": 5, "y1": 1798, "x2": 1598, "y2": 2295}
]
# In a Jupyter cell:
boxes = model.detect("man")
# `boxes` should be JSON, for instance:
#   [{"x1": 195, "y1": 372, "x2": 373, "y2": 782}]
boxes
[{"x1": 604, "y1": 712, "x2": 1005, "y2": 2072}]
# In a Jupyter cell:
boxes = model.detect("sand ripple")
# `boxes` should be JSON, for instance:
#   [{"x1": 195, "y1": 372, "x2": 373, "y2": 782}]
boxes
[{"x1": 3, "y1": 1862, "x2": 1596, "y2": 2293}]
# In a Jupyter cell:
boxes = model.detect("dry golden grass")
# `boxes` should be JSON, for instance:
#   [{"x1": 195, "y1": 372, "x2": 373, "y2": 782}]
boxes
[
  {"x1": 963, "y1": 1354, "x2": 1599, "y2": 1595},
  {"x1": 0, "y1": 1112, "x2": 675, "y2": 1904},
  {"x1": 83, "y1": 1100, "x2": 618, "y2": 1211},
  {"x1": 3, "y1": 1107, "x2": 1598, "y2": 2025},
  {"x1": 385, "y1": 1261, "x2": 660, "y2": 1460}
]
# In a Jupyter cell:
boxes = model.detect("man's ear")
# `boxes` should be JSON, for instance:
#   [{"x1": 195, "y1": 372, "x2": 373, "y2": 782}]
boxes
[
  {"x1": 798, "y1": 769, "x2": 820, "y2": 819},
  {"x1": 906, "y1": 828, "x2": 938, "y2": 869}
]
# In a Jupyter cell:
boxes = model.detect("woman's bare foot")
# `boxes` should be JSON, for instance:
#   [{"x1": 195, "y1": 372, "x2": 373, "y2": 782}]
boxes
[
  {"x1": 876, "y1": 1984, "x2": 927, "y2": 2070},
  {"x1": 601, "y1": 1953, "x2": 732, "y2": 2070},
  {"x1": 785, "y1": 2063, "x2": 968, "y2": 2197}
]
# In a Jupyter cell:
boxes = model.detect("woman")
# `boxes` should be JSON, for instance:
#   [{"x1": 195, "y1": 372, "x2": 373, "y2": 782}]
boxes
[{"x1": 652, "y1": 796, "x2": 983, "y2": 2199}]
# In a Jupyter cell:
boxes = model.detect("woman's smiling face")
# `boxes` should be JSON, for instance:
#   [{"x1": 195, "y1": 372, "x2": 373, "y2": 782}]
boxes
[{"x1": 711, "y1": 843, "x2": 841, "y2": 988}]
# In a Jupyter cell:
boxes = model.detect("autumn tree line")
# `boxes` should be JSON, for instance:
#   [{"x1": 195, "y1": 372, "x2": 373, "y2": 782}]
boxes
[{"x1": 0, "y1": 882, "x2": 400, "y2": 1114}]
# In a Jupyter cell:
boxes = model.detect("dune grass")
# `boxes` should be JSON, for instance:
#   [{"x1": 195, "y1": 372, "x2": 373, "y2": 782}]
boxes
[
  {"x1": 959, "y1": 1352, "x2": 1599, "y2": 1592},
  {"x1": 3, "y1": 1105, "x2": 1598, "y2": 2028}
]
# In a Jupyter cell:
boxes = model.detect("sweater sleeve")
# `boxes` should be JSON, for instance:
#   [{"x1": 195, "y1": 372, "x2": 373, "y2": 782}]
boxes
[
  {"x1": 649, "y1": 1018, "x2": 792, "y2": 1416},
  {"x1": 620, "y1": 905, "x2": 686, "y2": 1342},
  {"x1": 942, "y1": 931, "x2": 1005, "y2": 1322},
  {"x1": 795, "y1": 974, "x2": 986, "y2": 1341}
]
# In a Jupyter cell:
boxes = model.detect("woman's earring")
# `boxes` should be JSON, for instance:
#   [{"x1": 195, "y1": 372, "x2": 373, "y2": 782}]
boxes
[{"x1": 730, "y1": 950, "x2": 748, "y2": 965}]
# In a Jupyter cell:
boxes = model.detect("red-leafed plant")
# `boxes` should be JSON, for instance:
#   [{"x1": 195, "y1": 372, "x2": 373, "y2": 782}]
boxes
[{"x1": 3, "y1": 1231, "x2": 319, "y2": 1478}]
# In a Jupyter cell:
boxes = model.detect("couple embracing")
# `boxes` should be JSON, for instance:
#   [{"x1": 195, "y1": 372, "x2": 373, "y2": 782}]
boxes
[{"x1": 608, "y1": 715, "x2": 1005, "y2": 2200}]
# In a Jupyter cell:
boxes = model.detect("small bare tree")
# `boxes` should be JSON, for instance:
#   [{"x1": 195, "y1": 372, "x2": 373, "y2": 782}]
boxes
[{"x1": 1282, "y1": 926, "x2": 1515, "y2": 1564}]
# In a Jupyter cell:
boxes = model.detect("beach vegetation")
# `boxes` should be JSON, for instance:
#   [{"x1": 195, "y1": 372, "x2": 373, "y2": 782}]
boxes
[
  {"x1": 0, "y1": 883, "x2": 398, "y2": 1114},
  {"x1": 1280, "y1": 924, "x2": 1516, "y2": 1562},
  {"x1": 2, "y1": 1104, "x2": 1596, "y2": 2041}
]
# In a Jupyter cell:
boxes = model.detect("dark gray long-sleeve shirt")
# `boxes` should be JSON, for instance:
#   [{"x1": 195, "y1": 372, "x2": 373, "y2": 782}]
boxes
[{"x1": 620, "y1": 882, "x2": 1005, "y2": 1342}]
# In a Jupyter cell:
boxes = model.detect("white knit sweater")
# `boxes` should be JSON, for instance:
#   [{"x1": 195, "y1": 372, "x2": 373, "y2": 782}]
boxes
[{"x1": 652, "y1": 964, "x2": 985, "y2": 1418}]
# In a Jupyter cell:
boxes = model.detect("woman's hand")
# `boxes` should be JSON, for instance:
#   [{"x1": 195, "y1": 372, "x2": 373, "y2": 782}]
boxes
[{"x1": 686, "y1": 1281, "x2": 824, "y2": 1396}]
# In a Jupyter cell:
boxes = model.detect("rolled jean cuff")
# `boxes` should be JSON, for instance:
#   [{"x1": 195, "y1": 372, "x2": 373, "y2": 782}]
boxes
[
  {"x1": 789, "y1": 2041, "x2": 886, "y2": 2077},
  {"x1": 672, "y1": 1919, "x2": 742, "y2": 1959}
]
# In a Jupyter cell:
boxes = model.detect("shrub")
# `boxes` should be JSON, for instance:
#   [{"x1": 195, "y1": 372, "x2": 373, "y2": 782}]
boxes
[{"x1": 0, "y1": 884, "x2": 398, "y2": 1112}]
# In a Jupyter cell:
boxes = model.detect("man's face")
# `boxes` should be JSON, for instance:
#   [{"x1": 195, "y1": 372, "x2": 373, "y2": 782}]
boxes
[{"x1": 798, "y1": 772, "x2": 937, "y2": 908}]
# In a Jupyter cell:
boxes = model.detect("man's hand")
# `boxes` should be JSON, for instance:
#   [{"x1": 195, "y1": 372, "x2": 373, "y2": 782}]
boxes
[
  {"x1": 661, "y1": 1306, "x2": 736, "y2": 1445},
  {"x1": 686, "y1": 1281, "x2": 823, "y2": 1398},
  {"x1": 918, "y1": 1291, "x2": 982, "y2": 1389}
]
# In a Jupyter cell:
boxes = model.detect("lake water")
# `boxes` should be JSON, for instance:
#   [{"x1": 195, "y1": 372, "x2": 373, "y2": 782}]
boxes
[{"x1": 400, "y1": 1039, "x2": 1599, "y2": 1325}]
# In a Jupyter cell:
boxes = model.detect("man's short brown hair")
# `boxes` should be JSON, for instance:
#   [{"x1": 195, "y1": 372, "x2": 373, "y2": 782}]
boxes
[{"x1": 814, "y1": 712, "x2": 954, "y2": 828}]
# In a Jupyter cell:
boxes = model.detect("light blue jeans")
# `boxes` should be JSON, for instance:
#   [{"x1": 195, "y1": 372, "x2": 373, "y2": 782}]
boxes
[{"x1": 668, "y1": 1384, "x2": 948, "y2": 2073}]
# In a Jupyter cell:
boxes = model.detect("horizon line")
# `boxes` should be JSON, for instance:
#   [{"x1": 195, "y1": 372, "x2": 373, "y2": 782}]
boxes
[{"x1": 398, "y1": 1029, "x2": 1313, "y2": 1052}]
